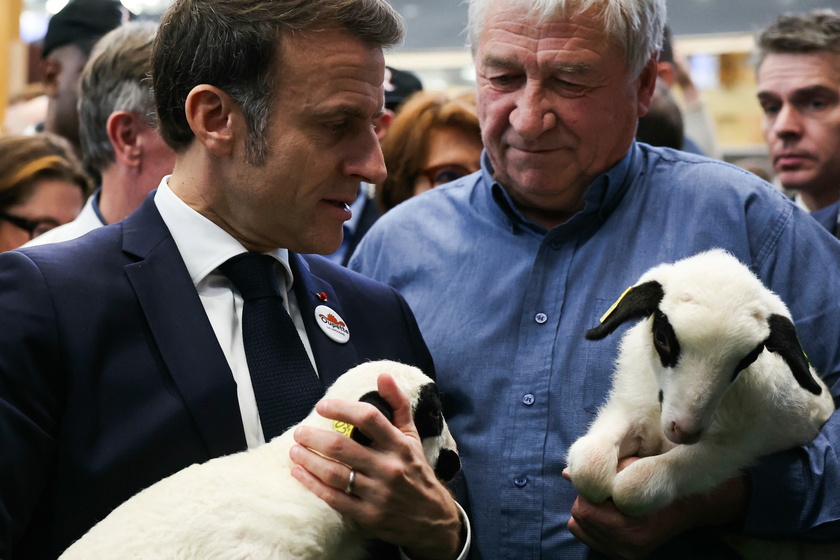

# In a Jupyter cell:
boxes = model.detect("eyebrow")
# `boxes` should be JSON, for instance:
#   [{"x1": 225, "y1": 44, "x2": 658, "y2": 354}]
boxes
[
  {"x1": 758, "y1": 84, "x2": 838, "y2": 101},
  {"x1": 481, "y1": 54, "x2": 591, "y2": 75}
]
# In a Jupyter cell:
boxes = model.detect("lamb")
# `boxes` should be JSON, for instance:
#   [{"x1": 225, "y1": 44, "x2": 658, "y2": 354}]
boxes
[
  {"x1": 60, "y1": 360, "x2": 461, "y2": 560},
  {"x1": 565, "y1": 249, "x2": 835, "y2": 521}
]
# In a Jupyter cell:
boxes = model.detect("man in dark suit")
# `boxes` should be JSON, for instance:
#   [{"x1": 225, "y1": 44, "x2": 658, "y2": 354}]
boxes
[{"x1": 0, "y1": 0, "x2": 465, "y2": 558}]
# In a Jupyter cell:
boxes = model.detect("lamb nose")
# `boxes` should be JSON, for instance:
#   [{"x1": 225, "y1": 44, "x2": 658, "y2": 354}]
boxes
[{"x1": 670, "y1": 422, "x2": 702, "y2": 445}]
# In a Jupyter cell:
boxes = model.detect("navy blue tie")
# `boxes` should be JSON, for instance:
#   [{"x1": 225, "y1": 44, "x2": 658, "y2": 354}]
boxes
[{"x1": 219, "y1": 253, "x2": 324, "y2": 441}]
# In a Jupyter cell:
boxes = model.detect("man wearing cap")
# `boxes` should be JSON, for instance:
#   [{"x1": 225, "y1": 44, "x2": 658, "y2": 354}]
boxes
[{"x1": 40, "y1": 0, "x2": 127, "y2": 154}]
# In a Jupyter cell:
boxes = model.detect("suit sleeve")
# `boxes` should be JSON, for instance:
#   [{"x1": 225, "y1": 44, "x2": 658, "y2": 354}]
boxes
[{"x1": 0, "y1": 251, "x2": 64, "y2": 556}]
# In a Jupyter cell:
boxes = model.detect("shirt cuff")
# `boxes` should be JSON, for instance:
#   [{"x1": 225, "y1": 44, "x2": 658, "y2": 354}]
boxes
[{"x1": 399, "y1": 500, "x2": 471, "y2": 560}]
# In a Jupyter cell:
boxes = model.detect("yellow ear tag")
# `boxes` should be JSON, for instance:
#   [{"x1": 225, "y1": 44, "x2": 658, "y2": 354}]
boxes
[
  {"x1": 600, "y1": 286, "x2": 634, "y2": 323},
  {"x1": 333, "y1": 420, "x2": 355, "y2": 438}
]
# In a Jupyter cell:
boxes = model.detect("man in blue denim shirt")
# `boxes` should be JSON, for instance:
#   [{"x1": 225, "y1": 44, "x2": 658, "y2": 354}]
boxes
[{"x1": 350, "y1": 0, "x2": 840, "y2": 557}]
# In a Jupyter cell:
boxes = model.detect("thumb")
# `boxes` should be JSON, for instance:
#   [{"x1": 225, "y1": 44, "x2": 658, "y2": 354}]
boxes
[{"x1": 376, "y1": 373, "x2": 416, "y2": 435}]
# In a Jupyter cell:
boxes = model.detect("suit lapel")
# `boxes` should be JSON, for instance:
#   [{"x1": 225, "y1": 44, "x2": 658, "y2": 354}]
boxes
[
  {"x1": 122, "y1": 196, "x2": 246, "y2": 457},
  {"x1": 290, "y1": 253, "x2": 359, "y2": 388}
]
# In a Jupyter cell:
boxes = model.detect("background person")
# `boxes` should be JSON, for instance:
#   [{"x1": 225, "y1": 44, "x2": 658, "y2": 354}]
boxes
[
  {"x1": 39, "y1": 0, "x2": 127, "y2": 155},
  {"x1": 27, "y1": 21, "x2": 176, "y2": 246},
  {"x1": 755, "y1": 8, "x2": 840, "y2": 237},
  {"x1": 0, "y1": 133, "x2": 90, "y2": 251},
  {"x1": 378, "y1": 90, "x2": 482, "y2": 212},
  {"x1": 350, "y1": 0, "x2": 840, "y2": 557}
]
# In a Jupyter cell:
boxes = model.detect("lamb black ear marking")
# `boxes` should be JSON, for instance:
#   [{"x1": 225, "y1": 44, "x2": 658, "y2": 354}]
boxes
[
  {"x1": 413, "y1": 383, "x2": 444, "y2": 440},
  {"x1": 351, "y1": 391, "x2": 394, "y2": 446},
  {"x1": 586, "y1": 281, "x2": 665, "y2": 340},
  {"x1": 764, "y1": 314, "x2": 822, "y2": 395}
]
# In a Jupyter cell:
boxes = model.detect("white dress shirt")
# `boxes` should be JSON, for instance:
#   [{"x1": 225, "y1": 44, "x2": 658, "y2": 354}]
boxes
[{"x1": 154, "y1": 178, "x2": 316, "y2": 449}]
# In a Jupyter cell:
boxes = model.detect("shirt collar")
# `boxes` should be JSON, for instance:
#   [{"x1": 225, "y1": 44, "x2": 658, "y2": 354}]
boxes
[
  {"x1": 153, "y1": 177, "x2": 293, "y2": 288},
  {"x1": 481, "y1": 143, "x2": 637, "y2": 234},
  {"x1": 90, "y1": 187, "x2": 107, "y2": 226}
]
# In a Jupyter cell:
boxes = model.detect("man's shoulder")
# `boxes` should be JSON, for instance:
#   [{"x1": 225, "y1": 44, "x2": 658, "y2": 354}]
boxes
[{"x1": 302, "y1": 253, "x2": 400, "y2": 297}]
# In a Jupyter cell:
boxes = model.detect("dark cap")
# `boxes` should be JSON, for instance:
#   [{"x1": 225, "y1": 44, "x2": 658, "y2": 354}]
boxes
[
  {"x1": 42, "y1": 0, "x2": 127, "y2": 58},
  {"x1": 383, "y1": 66, "x2": 423, "y2": 112}
]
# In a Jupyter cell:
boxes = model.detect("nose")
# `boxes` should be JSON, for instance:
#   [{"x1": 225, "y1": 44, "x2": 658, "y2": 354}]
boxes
[
  {"x1": 772, "y1": 103, "x2": 803, "y2": 140},
  {"x1": 509, "y1": 82, "x2": 557, "y2": 140},
  {"x1": 666, "y1": 421, "x2": 702, "y2": 445},
  {"x1": 345, "y1": 127, "x2": 387, "y2": 184}
]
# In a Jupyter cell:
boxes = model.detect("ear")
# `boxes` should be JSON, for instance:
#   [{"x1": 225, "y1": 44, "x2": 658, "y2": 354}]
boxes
[
  {"x1": 41, "y1": 58, "x2": 62, "y2": 98},
  {"x1": 374, "y1": 110, "x2": 395, "y2": 141},
  {"x1": 636, "y1": 56, "x2": 660, "y2": 118},
  {"x1": 184, "y1": 84, "x2": 240, "y2": 157},
  {"x1": 350, "y1": 390, "x2": 394, "y2": 446},
  {"x1": 586, "y1": 280, "x2": 664, "y2": 340},
  {"x1": 656, "y1": 61, "x2": 677, "y2": 89},
  {"x1": 765, "y1": 314, "x2": 823, "y2": 395},
  {"x1": 106, "y1": 111, "x2": 142, "y2": 170}
]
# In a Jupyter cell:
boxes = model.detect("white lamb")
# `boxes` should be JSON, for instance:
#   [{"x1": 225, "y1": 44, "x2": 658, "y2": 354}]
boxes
[
  {"x1": 60, "y1": 360, "x2": 460, "y2": 560},
  {"x1": 565, "y1": 249, "x2": 835, "y2": 522}
]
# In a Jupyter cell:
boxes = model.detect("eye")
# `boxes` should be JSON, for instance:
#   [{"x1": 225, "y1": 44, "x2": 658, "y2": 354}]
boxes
[
  {"x1": 651, "y1": 311, "x2": 680, "y2": 368},
  {"x1": 418, "y1": 164, "x2": 474, "y2": 187},
  {"x1": 653, "y1": 324, "x2": 671, "y2": 354}
]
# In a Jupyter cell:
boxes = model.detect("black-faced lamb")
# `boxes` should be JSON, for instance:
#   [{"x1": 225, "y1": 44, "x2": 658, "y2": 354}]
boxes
[
  {"x1": 59, "y1": 360, "x2": 460, "y2": 560},
  {"x1": 565, "y1": 249, "x2": 835, "y2": 522}
]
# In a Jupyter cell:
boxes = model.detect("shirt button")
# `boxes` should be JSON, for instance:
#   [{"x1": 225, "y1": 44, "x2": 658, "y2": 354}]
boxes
[
  {"x1": 522, "y1": 394, "x2": 535, "y2": 406},
  {"x1": 514, "y1": 477, "x2": 528, "y2": 487},
  {"x1": 535, "y1": 313, "x2": 548, "y2": 324}
]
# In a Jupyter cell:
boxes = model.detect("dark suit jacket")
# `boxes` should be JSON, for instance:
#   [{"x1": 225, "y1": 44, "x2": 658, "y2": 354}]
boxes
[{"x1": 0, "y1": 195, "x2": 434, "y2": 559}]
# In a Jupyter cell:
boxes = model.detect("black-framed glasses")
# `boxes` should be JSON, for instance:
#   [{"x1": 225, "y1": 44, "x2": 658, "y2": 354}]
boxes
[{"x1": 0, "y1": 211, "x2": 60, "y2": 239}]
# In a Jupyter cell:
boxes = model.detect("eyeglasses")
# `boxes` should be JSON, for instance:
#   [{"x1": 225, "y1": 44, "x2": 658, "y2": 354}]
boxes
[
  {"x1": 0, "y1": 211, "x2": 60, "y2": 239},
  {"x1": 417, "y1": 163, "x2": 476, "y2": 187}
]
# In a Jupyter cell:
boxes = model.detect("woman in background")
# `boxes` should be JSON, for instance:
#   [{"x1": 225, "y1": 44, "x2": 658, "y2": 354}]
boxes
[
  {"x1": 0, "y1": 134, "x2": 91, "y2": 251},
  {"x1": 378, "y1": 90, "x2": 483, "y2": 212}
]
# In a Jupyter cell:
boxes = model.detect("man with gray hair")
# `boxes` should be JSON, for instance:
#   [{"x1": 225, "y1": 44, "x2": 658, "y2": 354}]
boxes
[
  {"x1": 756, "y1": 9, "x2": 840, "y2": 237},
  {"x1": 0, "y1": 0, "x2": 467, "y2": 558},
  {"x1": 351, "y1": 0, "x2": 840, "y2": 557},
  {"x1": 26, "y1": 21, "x2": 176, "y2": 247}
]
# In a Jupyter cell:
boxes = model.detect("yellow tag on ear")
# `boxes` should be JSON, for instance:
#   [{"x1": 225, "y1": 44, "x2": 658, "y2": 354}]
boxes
[
  {"x1": 600, "y1": 286, "x2": 634, "y2": 324},
  {"x1": 333, "y1": 420, "x2": 355, "y2": 438}
]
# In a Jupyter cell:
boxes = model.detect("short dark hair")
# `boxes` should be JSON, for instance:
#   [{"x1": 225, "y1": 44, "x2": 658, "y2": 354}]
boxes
[
  {"x1": 152, "y1": 0, "x2": 404, "y2": 164},
  {"x1": 756, "y1": 9, "x2": 840, "y2": 69}
]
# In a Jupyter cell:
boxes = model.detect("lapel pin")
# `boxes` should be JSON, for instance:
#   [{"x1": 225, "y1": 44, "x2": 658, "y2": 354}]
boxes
[
  {"x1": 314, "y1": 304, "x2": 349, "y2": 344},
  {"x1": 316, "y1": 292, "x2": 328, "y2": 302}
]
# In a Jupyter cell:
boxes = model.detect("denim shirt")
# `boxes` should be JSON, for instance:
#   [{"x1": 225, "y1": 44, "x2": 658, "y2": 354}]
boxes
[{"x1": 350, "y1": 142, "x2": 840, "y2": 559}]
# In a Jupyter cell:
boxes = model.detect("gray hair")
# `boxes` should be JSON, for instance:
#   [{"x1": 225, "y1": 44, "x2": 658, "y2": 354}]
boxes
[
  {"x1": 152, "y1": 0, "x2": 405, "y2": 165},
  {"x1": 467, "y1": 0, "x2": 666, "y2": 79},
  {"x1": 755, "y1": 9, "x2": 840, "y2": 69},
  {"x1": 78, "y1": 21, "x2": 159, "y2": 174}
]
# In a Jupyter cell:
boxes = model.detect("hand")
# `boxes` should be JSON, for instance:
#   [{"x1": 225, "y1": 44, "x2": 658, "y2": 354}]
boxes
[
  {"x1": 290, "y1": 373, "x2": 463, "y2": 560},
  {"x1": 565, "y1": 458, "x2": 748, "y2": 560}
]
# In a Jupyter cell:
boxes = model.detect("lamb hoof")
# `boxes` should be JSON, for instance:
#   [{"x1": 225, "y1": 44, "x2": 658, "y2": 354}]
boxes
[
  {"x1": 611, "y1": 458, "x2": 675, "y2": 516},
  {"x1": 566, "y1": 437, "x2": 617, "y2": 503}
]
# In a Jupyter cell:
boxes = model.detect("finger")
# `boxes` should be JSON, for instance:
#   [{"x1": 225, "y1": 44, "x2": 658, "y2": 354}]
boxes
[
  {"x1": 314, "y1": 397, "x2": 403, "y2": 453},
  {"x1": 289, "y1": 442, "x2": 368, "y2": 500}
]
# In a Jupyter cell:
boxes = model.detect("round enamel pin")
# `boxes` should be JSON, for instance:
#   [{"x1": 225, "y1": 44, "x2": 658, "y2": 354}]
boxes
[{"x1": 314, "y1": 305, "x2": 350, "y2": 344}]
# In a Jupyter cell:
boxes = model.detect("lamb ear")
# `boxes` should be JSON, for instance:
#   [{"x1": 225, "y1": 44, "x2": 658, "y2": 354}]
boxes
[
  {"x1": 765, "y1": 314, "x2": 822, "y2": 395},
  {"x1": 585, "y1": 281, "x2": 665, "y2": 340},
  {"x1": 350, "y1": 391, "x2": 395, "y2": 446}
]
